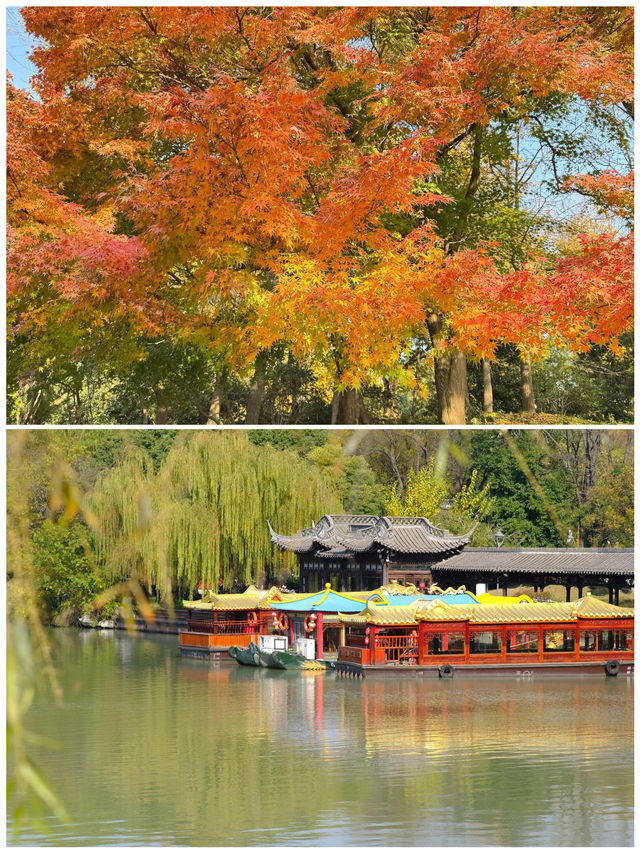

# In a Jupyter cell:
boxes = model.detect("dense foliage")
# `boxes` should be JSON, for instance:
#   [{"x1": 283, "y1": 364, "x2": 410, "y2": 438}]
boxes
[
  {"x1": 7, "y1": 7, "x2": 633, "y2": 424},
  {"x1": 8, "y1": 428, "x2": 633, "y2": 622},
  {"x1": 93, "y1": 432, "x2": 340, "y2": 597}
]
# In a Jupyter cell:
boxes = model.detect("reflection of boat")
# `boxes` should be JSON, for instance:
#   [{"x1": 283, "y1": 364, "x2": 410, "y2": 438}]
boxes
[{"x1": 229, "y1": 642, "x2": 261, "y2": 666}]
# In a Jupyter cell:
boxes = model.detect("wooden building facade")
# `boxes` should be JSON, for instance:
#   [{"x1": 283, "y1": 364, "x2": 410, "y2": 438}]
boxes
[
  {"x1": 268, "y1": 515, "x2": 474, "y2": 592},
  {"x1": 269, "y1": 515, "x2": 634, "y2": 601}
]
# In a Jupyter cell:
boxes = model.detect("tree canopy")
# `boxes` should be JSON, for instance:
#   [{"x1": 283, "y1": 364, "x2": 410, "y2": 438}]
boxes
[{"x1": 7, "y1": 6, "x2": 634, "y2": 424}]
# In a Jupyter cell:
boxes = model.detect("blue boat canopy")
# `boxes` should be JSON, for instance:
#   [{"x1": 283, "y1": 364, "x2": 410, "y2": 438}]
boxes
[
  {"x1": 368, "y1": 592, "x2": 479, "y2": 607},
  {"x1": 270, "y1": 584, "x2": 368, "y2": 613},
  {"x1": 270, "y1": 584, "x2": 482, "y2": 614}
]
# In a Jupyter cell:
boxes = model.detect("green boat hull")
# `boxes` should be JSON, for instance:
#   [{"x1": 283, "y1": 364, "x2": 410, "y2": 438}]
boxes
[
  {"x1": 259, "y1": 650, "x2": 334, "y2": 670},
  {"x1": 229, "y1": 642, "x2": 261, "y2": 666},
  {"x1": 231, "y1": 643, "x2": 335, "y2": 671}
]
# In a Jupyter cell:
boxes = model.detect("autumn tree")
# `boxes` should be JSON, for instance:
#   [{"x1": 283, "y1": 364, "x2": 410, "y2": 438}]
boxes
[{"x1": 9, "y1": 7, "x2": 634, "y2": 423}]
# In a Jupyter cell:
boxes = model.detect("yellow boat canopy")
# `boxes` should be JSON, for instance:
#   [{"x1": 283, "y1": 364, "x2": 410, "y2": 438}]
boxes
[
  {"x1": 183, "y1": 585, "x2": 294, "y2": 611},
  {"x1": 339, "y1": 594, "x2": 634, "y2": 626}
]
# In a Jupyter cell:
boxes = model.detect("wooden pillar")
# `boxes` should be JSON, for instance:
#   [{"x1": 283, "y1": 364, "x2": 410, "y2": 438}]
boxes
[
  {"x1": 577, "y1": 582, "x2": 583, "y2": 599},
  {"x1": 565, "y1": 584, "x2": 571, "y2": 602},
  {"x1": 615, "y1": 586, "x2": 620, "y2": 606},
  {"x1": 316, "y1": 612, "x2": 324, "y2": 659},
  {"x1": 609, "y1": 585, "x2": 614, "y2": 604},
  {"x1": 417, "y1": 622, "x2": 426, "y2": 665}
]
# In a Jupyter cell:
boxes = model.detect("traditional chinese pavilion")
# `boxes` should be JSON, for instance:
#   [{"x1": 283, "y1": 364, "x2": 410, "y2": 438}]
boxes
[
  {"x1": 268, "y1": 515, "x2": 474, "y2": 592},
  {"x1": 269, "y1": 515, "x2": 634, "y2": 602}
]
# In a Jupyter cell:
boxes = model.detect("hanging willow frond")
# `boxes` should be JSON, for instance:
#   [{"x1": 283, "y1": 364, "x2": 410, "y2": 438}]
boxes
[{"x1": 92, "y1": 432, "x2": 341, "y2": 597}]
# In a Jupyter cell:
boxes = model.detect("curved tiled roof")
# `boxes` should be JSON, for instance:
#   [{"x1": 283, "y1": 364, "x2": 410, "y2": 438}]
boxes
[
  {"x1": 433, "y1": 547, "x2": 633, "y2": 575},
  {"x1": 340, "y1": 602, "x2": 423, "y2": 626},
  {"x1": 367, "y1": 591, "x2": 479, "y2": 606},
  {"x1": 269, "y1": 515, "x2": 474, "y2": 557}
]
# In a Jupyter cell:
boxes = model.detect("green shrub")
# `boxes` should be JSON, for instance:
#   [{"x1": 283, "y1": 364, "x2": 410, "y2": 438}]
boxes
[{"x1": 32, "y1": 521, "x2": 102, "y2": 620}]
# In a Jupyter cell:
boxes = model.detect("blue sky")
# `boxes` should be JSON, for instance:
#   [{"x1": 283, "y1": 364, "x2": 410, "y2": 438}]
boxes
[{"x1": 6, "y1": 7, "x2": 38, "y2": 91}]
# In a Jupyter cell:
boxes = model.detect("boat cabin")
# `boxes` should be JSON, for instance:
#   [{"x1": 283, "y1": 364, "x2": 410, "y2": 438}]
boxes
[
  {"x1": 180, "y1": 585, "x2": 291, "y2": 656},
  {"x1": 266, "y1": 582, "x2": 505, "y2": 659},
  {"x1": 269, "y1": 584, "x2": 373, "y2": 659},
  {"x1": 179, "y1": 581, "x2": 534, "y2": 660},
  {"x1": 337, "y1": 594, "x2": 634, "y2": 676}
]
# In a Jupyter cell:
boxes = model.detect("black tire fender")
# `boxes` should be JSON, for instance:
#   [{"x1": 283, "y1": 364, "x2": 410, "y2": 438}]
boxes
[
  {"x1": 439, "y1": 664, "x2": 454, "y2": 678},
  {"x1": 605, "y1": 659, "x2": 620, "y2": 677}
]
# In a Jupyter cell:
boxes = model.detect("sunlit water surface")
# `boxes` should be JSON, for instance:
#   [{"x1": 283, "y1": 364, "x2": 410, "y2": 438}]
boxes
[{"x1": 9, "y1": 629, "x2": 633, "y2": 846}]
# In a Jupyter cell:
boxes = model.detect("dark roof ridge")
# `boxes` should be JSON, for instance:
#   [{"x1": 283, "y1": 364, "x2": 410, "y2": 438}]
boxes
[{"x1": 464, "y1": 546, "x2": 634, "y2": 553}]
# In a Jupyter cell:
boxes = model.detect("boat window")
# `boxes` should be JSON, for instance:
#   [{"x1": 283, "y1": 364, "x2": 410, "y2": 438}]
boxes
[
  {"x1": 543, "y1": 630, "x2": 575, "y2": 653},
  {"x1": 598, "y1": 629, "x2": 633, "y2": 652},
  {"x1": 579, "y1": 630, "x2": 597, "y2": 651},
  {"x1": 580, "y1": 629, "x2": 633, "y2": 652},
  {"x1": 324, "y1": 626, "x2": 343, "y2": 654},
  {"x1": 424, "y1": 632, "x2": 465, "y2": 655},
  {"x1": 291, "y1": 619, "x2": 306, "y2": 641},
  {"x1": 469, "y1": 630, "x2": 502, "y2": 654},
  {"x1": 615, "y1": 630, "x2": 633, "y2": 651},
  {"x1": 506, "y1": 629, "x2": 538, "y2": 653}
]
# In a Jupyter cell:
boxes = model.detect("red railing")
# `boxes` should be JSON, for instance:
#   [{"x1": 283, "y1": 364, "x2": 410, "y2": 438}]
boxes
[
  {"x1": 187, "y1": 619, "x2": 260, "y2": 635},
  {"x1": 375, "y1": 634, "x2": 418, "y2": 663}
]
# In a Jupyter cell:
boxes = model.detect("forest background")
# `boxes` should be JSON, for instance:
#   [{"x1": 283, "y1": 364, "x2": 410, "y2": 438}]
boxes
[
  {"x1": 6, "y1": 6, "x2": 634, "y2": 426},
  {"x1": 7, "y1": 427, "x2": 633, "y2": 627}
]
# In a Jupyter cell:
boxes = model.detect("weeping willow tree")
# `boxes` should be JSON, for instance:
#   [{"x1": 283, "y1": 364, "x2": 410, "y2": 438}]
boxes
[{"x1": 93, "y1": 431, "x2": 341, "y2": 597}]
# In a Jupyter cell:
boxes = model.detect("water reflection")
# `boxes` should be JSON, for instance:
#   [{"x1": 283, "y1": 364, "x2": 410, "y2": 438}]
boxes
[{"x1": 10, "y1": 630, "x2": 633, "y2": 847}]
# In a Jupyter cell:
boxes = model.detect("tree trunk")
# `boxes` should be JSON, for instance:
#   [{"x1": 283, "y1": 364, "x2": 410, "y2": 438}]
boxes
[
  {"x1": 520, "y1": 354, "x2": 536, "y2": 413},
  {"x1": 382, "y1": 377, "x2": 396, "y2": 420},
  {"x1": 206, "y1": 376, "x2": 223, "y2": 424},
  {"x1": 482, "y1": 357, "x2": 493, "y2": 413},
  {"x1": 245, "y1": 351, "x2": 267, "y2": 425},
  {"x1": 154, "y1": 384, "x2": 168, "y2": 424},
  {"x1": 331, "y1": 388, "x2": 370, "y2": 424},
  {"x1": 424, "y1": 124, "x2": 481, "y2": 425},
  {"x1": 583, "y1": 430, "x2": 601, "y2": 491},
  {"x1": 433, "y1": 348, "x2": 467, "y2": 424},
  {"x1": 427, "y1": 312, "x2": 467, "y2": 424}
]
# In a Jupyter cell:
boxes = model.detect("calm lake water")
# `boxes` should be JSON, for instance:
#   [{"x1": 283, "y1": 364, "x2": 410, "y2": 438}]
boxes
[{"x1": 10, "y1": 628, "x2": 634, "y2": 847}]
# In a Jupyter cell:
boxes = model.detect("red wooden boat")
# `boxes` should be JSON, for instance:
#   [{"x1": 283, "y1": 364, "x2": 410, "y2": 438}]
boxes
[
  {"x1": 336, "y1": 594, "x2": 634, "y2": 678},
  {"x1": 179, "y1": 585, "x2": 290, "y2": 657}
]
